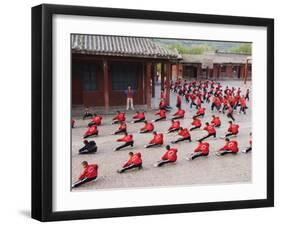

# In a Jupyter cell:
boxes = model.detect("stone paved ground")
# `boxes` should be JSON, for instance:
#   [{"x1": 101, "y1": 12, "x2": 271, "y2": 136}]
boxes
[{"x1": 71, "y1": 80, "x2": 252, "y2": 191}]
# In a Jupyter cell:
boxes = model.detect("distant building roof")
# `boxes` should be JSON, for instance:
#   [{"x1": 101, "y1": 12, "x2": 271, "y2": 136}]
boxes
[
  {"x1": 181, "y1": 52, "x2": 251, "y2": 64},
  {"x1": 71, "y1": 34, "x2": 180, "y2": 60}
]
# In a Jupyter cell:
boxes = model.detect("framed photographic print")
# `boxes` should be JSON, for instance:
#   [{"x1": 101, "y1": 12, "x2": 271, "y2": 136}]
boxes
[{"x1": 31, "y1": 4, "x2": 274, "y2": 221}]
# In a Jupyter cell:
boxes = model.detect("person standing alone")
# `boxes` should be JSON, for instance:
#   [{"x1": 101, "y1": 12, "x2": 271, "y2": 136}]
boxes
[{"x1": 125, "y1": 85, "x2": 135, "y2": 110}]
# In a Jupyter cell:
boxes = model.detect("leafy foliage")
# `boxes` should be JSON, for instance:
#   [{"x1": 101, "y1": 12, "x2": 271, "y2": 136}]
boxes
[{"x1": 229, "y1": 43, "x2": 252, "y2": 54}]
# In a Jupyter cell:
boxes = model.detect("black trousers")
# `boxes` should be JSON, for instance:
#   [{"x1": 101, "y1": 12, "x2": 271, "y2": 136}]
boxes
[
  {"x1": 190, "y1": 126, "x2": 200, "y2": 131},
  {"x1": 88, "y1": 121, "x2": 99, "y2": 127},
  {"x1": 171, "y1": 116, "x2": 184, "y2": 120},
  {"x1": 140, "y1": 129, "x2": 153, "y2": 133},
  {"x1": 172, "y1": 136, "x2": 191, "y2": 143},
  {"x1": 112, "y1": 120, "x2": 122, "y2": 124},
  {"x1": 133, "y1": 118, "x2": 145, "y2": 123},
  {"x1": 115, "y1": 141, "x2": 134, "y2": 151},
  {"x1": 227, "y1": 113, "x2": 235, "y2": 121},
  {"x1": 114, "y1": 129, "x2": 127, "y2": 135},
  {"x1": 145, "y1": 143, "x2": 162, "y2": 148},
  {"x1": 83, "y1": 113, "x2": 93, "y2": 120},
  {"x1": 218, "y1": 150, "x2": 236, "y2": 155},
  {"x1": 239, "y1": 106, "x2": 246, "y2": 114},
  {"x1": 190, "y1": 152, "x2": 208, "y2": 160},
  {"x1": 245, "y1": 147, "x2": 252, "y2": 153},
  {"x1": 79, "y1": 147, "x2": 97, "y2": 154},
  {"x1": 72, "y1": 177, "x2": 97, "y2": 188},
  {"x1": 198, "y1": 133, "x2": 216, "y2": 142},
  {"x1": 154, "y1": 117, "x2": 166, "y2": 122},
  {"x1": 168, "y1": 128, "x2": 180, "y2": 133},
  {"x1": 157, "y1": 160, "x2": 173, "y2": 167},
  {"x1": 119, "y1": 163, "x2": 142, "y2": 173},
  {"x1": 190, "y1": 102, "x2": 197, "y2": 108},
  {"x1": 83, "y1": 133, "x2": 98, "y2": 139},
  {"x1": 225, "y1": 132, "x2": 237, "y2": 138},
  {"x1": 211, "y1": 103, "x2": 221, "y2": 111},
  {"x1": 194, "y1": 113, "x2": 204, "y2": 118}
]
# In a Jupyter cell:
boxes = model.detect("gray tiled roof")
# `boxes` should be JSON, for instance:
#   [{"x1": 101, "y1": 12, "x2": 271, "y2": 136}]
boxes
[
  {"x1": 71, "y1": 34, "x2": 180, "y2": 59},
  {"x1": 181, "y1": 53, "x2": 251, "y2": 64}
]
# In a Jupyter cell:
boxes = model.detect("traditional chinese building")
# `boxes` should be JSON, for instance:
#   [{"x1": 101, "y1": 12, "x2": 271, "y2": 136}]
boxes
[{"x1": 71, "y1": 34, "x2": 180, "y2": 110}]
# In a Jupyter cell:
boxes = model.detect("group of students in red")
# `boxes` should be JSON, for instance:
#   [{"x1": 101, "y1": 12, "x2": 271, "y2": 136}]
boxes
[{"x1": 72, "y1": 79, "x2": 251, "y2": 188}]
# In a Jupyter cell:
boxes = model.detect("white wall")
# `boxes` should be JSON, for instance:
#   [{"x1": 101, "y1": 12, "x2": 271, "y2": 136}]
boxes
[{"x1": 0, "y1": 0, "x2": 279, "y2": 225}]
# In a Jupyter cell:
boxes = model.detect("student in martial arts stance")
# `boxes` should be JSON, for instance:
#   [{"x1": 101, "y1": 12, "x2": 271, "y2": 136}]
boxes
[
  {"x1": 79, "y1": 140, "x2": 97, "y2": 154},
  {"x1": 176, "y1": 94, "x2": 182, "y2": 109},
  {"x1": 242, "y1": 132, "x2": 252, "y2": 153},
  {"x1": 114, "y1": 132, "x2": 134, "y2": 151},
  {"x1": 226, "y1": 104, "x2": 235, "y2": 121},
  {"x1": 198, "y1": 122, "x2": 216, "y2": 142},
  {"x1": 211, "y1": 115, "x2": 221, "y2": 128},
  {"x1": 117, "y1": 152, "x2": 143, "y2": 173},
  {"x1": 83, "y1": 125, "x2": 98, "y2": 138},
  {"x1": 131, "y1": 111, "x2": 145, "y2": 123},
  {"x1": 139, "y1": 121, "x2": 154, "y2": 133},
  {"x1": 239, "y1": 95, "x2": 247, "y2": 114},
  {"x1": 83, "y1": 107, "x2": 93, "y2": 120},
  {"x1": 144, "y1": 131, "x2": 164, "y2": 148},
  {"x1": 216, "y1": 138, "x2": 239, "y2": 156},
  {"x1": 153, "y1": 109, "x2": 166, "y2": 122},
  {"x1": 190, "y1": 116, "x2": 202, "y2": 131},
  {"x1": 112, "y1": 121, "x2": 127, "y2": 135},
  {"x1": 224, "y1": 121, "x2": 239, "y2": 138},
  {"x1": 88, "y1": 113, "x2": 103, "y2": 127},
  {"x1": 172, "y1": 107, "x2": 185, "y2": 120},
  {"x1": 112, "y1": 111, "x2": 126, "y2": 124},
  {"x1": 186, "y1": 141, "x2": 209, "y2": 160},
  {"x1": 72, "y1": 161, "x2": 98, "y2": 188},
  {"x1": 194, "y1": 107, "x2": 205, "y2": 118},
  {"x1": 211, "y1": 95, "x2": 221, "y2": 112},
  {"x1": 154, "y1": 145, "x2": 177, "y2": 167},
  {"x1": 167, "y1": 119, "x2": 181, "y2": 133},
  {"x1": 171, "y1": 127, "x2": 191, "y2": 144}
]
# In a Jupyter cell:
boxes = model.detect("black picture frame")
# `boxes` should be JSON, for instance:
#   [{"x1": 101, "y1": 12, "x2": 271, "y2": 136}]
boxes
[{"x1": 31, "y1": 4, "x2": 274, "y2": 222}]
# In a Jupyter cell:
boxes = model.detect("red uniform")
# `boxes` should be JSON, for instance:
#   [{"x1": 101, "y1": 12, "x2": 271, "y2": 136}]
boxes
[
  {"x1": 192, "y1": 118, "x2": 201, "y2": 127},
  {"x1": 240, "y1": 97, "x2": 247, "y2": 107},
  {"x1": 196, "y1": 107, "x2": 205, "y2": 115},
  {"x1": 228, "y1": 124, "x2": 239, "y2": 134},
  {"x1": 123, "y1": 153, "x2": 142, "y2": 167},
  {"x1": 155, "y1": 109, "x2": 166, "y2": 118},
  {"x1": 220, "y1": 140, "x2": 239, "y2": 153},
  {"x1": 203, "y1": 125, "x2": 216, "y2": 135},
  {"x1": 149, "y1": 133, "x2": 164, "y2": 145},
  {"x1": 91, "y1": 115, "x2": 102, "y2": 126},
  {"x1": 79, "y1": 164, "x2": 98, "y2": 180},
  {"x1": 194, "y1": 142, "x2": 209, "y2": 155},
  {"x1": 177, "y1": 95, "x2": 182, "y2": 105},
  {"x1": 117, "y1": 134, "x2": 133, "y2": 143},
  {"x1": 113, "y1": 112, "x2": 126, "y2": 122},
  {"x1": 178, "y1": 128, "x2": 190, "y2": 138},
  {"x1": 84, "y1": 125, "x2": 98, "y2": 136},
  {"x1": 118, "y1": 123, "x2": 127, "y2": 130},
  {"x1": 169, "y1": 120, "x2": 180, "y2": 130},
  {"x1": 173, "y1": 109, "x2": 185, "y2": 118},
  {"x1": 141, "y1": 123, "x2": 154, "y2": 132},
  {"x1": 133, "y1": 112, "x2": 145, "y2": 120},
  {"x1": 162, "y1": 148, "x2": 178, "y2": 162},
  {"x1": 211, "y1": 117, "x2": 221, "y2": 127}
]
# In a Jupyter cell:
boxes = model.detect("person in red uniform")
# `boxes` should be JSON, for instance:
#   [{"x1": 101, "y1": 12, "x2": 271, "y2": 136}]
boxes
[
  {"x1": 211, "y1": 95, "x2": 221, "y2": 112},
  {"x1": 186, "y1": 141, "x2": 209, "y2": 160},
  {"x1": 72, "y1": 161, "x2": 98, "y2": 188},
  {"x1": 167, "y1": 119, "x2": 181, "y2": 133},
  {"x1": 226, "y1": 104, "x2": 235, "y2": 121},
  {"x1": 194, "y1": 107, "x2": 205, "y2": 118},
  {"x1": 88, "y1": 113, "x2": 103, "y2": 127},
  {"x1": 198, "y1": 122, "x2": 216, "y2": 142},
  {"x1": 154, "y1": 145, "x2": 178, "y2": 167},
  {"x1": 211, "y1": 115, "x2": 221, "y2": 127},
  {"x1": 139, "y1": 121, "x2": 154, "y2": 133},
  {"x1": 190, "y1": 116, "x2": 202, "y2": 131},
  {"x1": 144, "y1": 131, "x2": 164, "y2": 148},
  {"x1": 225, "y1": 121, "x2": 239, "y2": 137},
  {"x1": 153, "y1": 109, "x2": 166, "y2": 122},
  {"x1": 239, "y1": 95, "x2": 247, "y2": 114},
  {"x1": 176, "y1": 94, "x2": 182, "y2": 109},
  {"x1": 112, "y1": 111, "x2": 126, "y2": 124},
  {"x1": 114, "y1": 132, "x2": 134, "y2": 151},
  {"x1": 172, "y1": 107, "x2": 185, "y2": 120},
  {"x1": 245, "y1": 88, "x2": 250, "y2": 101},
  {"x1": 83, "y1": 107, "x2": 93, "y2": 120},
  {"x1": 117, "y1": 152, "x2": 143, "y2": 173},
  {"x1": 242, "y1": 132, "x2": 252, "y2": 153},
  {"x1": 71, "y1": 118, "x2": 75, "y2": 128},
  {"x1": 171, "y1": 127, "x2": 191, "y2": 144},
  {"x1": 113, "y1": 121, "x2": 127, "y2": 135},
  {"x1": 216, "y1": 138, "x2": 239, "y2": 156},
  {"x1": 131, "y1": 111, "x2": 145, "y2": 123},
  {"x1": 83, "y1": 125, "x2": 98, "y2": 138}
]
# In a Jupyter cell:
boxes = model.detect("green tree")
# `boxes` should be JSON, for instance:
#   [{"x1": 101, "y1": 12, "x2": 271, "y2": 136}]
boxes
[{"x1": 230, "y1": 43, "x2": 252, "y2": 54}]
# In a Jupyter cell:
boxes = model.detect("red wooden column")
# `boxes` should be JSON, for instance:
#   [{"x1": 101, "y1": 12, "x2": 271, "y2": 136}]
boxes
[
  {"x1": 165, "y1": 62, "x2": 171, "y2": 105},
  {"x1": 161, "y1": 63, "x2": 165, "y2": 90},
  {"x1": 152, "y1": 63, "x2": 156, "y2": 98},
  {"x1": 103, "y1": 59, "x2": 109, "y2": 111},
  {"x1": 146, "y1": 63, "x2": 152, "y2": 109}
]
